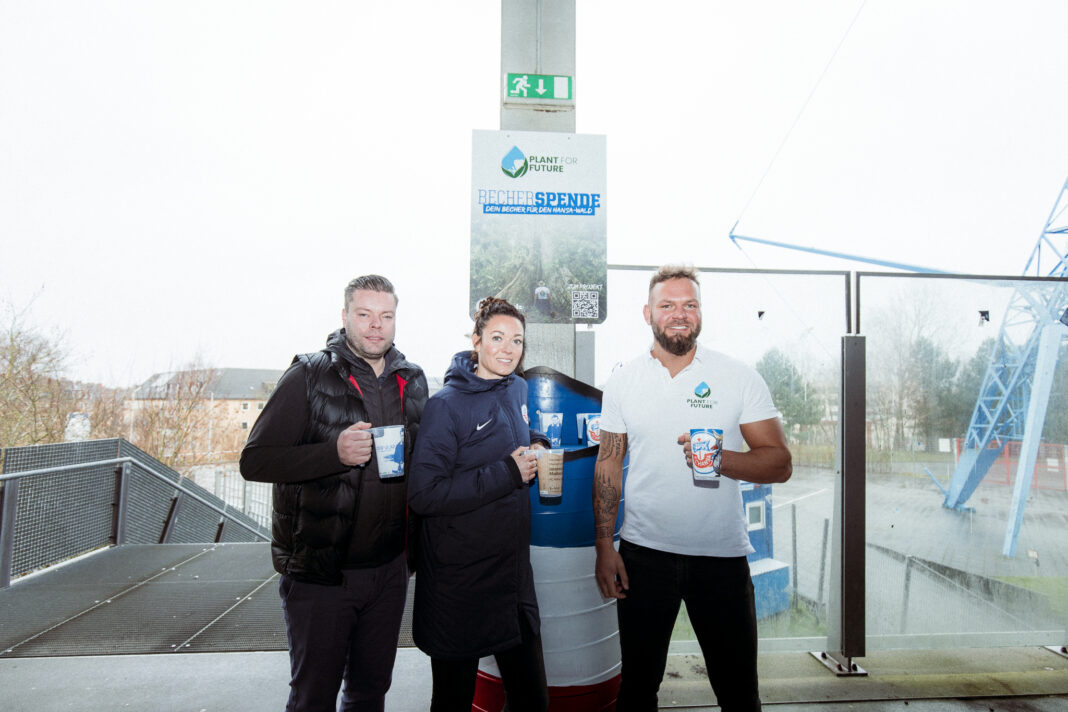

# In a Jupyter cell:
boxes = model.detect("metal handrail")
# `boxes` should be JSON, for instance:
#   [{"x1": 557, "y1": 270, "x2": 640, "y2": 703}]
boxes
[
  {"x1": 0, "y1": 458, "x2": 129, "y2": 482},
  {"x1": 1, "y1": 456, "x2": 269, "y2": 541}
]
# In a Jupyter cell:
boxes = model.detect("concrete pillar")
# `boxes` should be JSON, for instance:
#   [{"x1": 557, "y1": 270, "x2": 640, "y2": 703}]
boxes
[{"x1": 500, "y1": 0, "x2": 590, "y2": 382}]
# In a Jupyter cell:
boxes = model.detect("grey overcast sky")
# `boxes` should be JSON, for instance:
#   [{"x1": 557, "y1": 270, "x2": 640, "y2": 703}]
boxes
[{"x1": 2, "y1": 1, "x2": 1067, "y2": 388}]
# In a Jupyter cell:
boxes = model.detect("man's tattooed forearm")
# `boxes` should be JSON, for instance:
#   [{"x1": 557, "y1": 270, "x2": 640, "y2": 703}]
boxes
[
  {"x1": 593, "y1": 464, "x2": 619, "y2": 539},
  {"x1": 596, "y1": 431, "x2": 627, "y2": 461}
]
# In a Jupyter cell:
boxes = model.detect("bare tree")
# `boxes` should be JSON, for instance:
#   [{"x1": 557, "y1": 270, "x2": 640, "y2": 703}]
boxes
[
  {"x1": 0, "y1": 304, "x2": 237, "y2": 473},
  {"x1": 78, "y1": 382, "x2": 130, "y2": 440},
  {"x1": 0, "y1": 304, "x2": 70, "y2": 446},
  {"x1": 866, "y1": 284, "x2": 950, "y2": 450},
  {"x1": 865, "y1": 283, "x2": 999, "y2": 454},
  {"x1": 0, "y1": 301, "x2": 140, "y2": 449},
  {"x1": 128, "y1": 361, "x2": 222, "y2": 470}
]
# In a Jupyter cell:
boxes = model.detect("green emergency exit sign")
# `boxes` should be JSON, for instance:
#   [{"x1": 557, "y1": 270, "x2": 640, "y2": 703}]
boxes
[{"x1": 506, "y1": 73, "x2": 572, "y2": 100}]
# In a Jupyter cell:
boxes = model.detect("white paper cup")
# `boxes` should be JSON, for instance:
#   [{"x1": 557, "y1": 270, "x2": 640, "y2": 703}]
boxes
[
  {"x1": 370, "y1": 425, "x2": 405, "y2": 478},
  {"x1": 538, "y1": 411, "x2": 564, "y2": 448},
  {"x1": 535, "y1": 448, "x2": 564, "y2": 498}
]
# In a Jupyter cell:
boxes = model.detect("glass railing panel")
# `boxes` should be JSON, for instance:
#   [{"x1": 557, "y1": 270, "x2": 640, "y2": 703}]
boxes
[
  {"x1": 596, "y1": 267, "x2": 849, "y2": 652},
  {"x1": 859, "y1": 273, "x2": 1068, "y2": 650}
]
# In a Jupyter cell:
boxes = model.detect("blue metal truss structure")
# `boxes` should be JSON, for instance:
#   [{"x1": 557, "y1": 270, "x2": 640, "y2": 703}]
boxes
[
  {"x1": 942, "y1": 178, "x2": 1068, "y2": 556},
  {"x1": 730, "y1": 177, "x2": 1068, "y2": 557}
]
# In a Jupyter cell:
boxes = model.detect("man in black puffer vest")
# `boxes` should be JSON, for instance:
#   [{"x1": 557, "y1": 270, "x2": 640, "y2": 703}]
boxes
[{"x1": 241, "y1": 275, "x2": 427, "y2": 712}]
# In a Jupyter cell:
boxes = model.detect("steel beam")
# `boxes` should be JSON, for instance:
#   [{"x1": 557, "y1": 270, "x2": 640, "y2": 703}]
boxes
[{"x1": 814, "y1": 334, "x2": 867, "y2": 675}]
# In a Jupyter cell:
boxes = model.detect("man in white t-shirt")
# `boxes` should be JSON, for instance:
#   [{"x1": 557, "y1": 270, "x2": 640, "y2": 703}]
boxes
[{"x1": 593, "y1": 265, "x2": 792, "y2": 712}]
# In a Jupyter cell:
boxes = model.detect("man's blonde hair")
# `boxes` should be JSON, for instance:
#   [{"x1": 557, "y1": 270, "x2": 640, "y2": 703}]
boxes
[{"x1": 648, "y1": 265, "x2": 700, "y2": 296}]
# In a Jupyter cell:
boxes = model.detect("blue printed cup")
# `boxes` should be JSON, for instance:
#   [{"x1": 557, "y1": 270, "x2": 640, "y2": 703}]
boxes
[
  {"x1": 690, "y1": 428, "x2": 723, "y2": 484},
  {"x1": 538, "y1": 411, "x2": 564, "y2": 448},
  {"x1": 576, "y1": 413, "x2": 602, "y2": 446},
  {"x1": 370, "y1": 425, "x2": 405, "y2": 478}
]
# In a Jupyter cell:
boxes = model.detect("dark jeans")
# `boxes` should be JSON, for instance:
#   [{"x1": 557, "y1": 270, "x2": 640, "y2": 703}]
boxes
[
  {"x1": 616, "y1": 540, "x2": 761, "y2": 712},
  {"x1": 428, "y1": 611, "x2": 548, "y2": 712},
  {"x1": 279, "y1": 553, "x2": 409, "y2": 712}
]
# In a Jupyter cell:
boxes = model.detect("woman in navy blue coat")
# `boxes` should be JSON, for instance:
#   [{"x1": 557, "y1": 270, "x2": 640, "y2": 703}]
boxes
[{"x1": 408, "y1": 297, "x2": 550, "y2": 712}]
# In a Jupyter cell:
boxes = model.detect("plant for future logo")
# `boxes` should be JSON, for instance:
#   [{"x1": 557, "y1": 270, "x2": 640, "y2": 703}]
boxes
[
  {"x1": 501, "y1": 146, "x2": 529, "y2": 178},
  {"x1": 688, "y1": 381, "x2": 717, "y2": 409},
  {"x1": 500, "y1": 145, "x2": 578, "y2": 179},
  {"x1": 483, "y1": 144, "x2": 599, "y2": 214}
]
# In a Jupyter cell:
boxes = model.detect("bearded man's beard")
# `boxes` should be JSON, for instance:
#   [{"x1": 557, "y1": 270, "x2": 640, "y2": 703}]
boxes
[{"x1": 653, "y1": 320, "x2": 701, "y2": 356}]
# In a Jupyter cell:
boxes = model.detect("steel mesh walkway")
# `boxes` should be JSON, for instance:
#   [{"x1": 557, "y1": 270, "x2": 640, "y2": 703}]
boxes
[{"x1": 0, "y1": 543, "x2": 416, "y2": 658}]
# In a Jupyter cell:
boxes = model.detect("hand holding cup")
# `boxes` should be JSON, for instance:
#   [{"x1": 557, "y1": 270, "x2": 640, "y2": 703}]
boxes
[
  {"x1": 677, "y1": 432, "x2": 693, "y2": 468},
  {"x1": 338, "y1": 422, "x2": 374, "y2": 466},
  {"x1": 511, "y1": 447, "x2": 538, "y2": 483}
]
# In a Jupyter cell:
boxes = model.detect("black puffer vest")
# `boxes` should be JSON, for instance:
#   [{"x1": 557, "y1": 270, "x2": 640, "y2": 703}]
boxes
[{"x1": 270, "y1": 332, "x2": 427, "y2": 584}]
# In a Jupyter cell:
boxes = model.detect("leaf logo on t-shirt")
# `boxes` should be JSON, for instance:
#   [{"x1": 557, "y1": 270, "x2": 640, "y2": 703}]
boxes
[{"x1": 694, "y1": 381, "x2": 711, "y2": 398}]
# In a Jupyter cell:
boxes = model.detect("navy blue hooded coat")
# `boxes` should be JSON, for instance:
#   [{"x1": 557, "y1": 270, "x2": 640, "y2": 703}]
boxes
[{"x1": 408, "y1": 351, "x2": 548, "y2": 660}]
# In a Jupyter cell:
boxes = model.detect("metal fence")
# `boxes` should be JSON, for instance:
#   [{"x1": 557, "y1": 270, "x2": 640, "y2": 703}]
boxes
[
  {"x1": 0, "y1": 438, "x2": 269, "y2": 588},
  {"x1": 187, "y1": 465, "x2": 272, "y2": 530}
]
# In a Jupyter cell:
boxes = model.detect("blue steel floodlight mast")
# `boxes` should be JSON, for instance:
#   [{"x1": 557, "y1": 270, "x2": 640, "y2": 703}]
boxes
[
  {"x1": 730, "y1": 176, "x2": 1068, "y2": 557},
  {"x1": 943, "y1": 177, "x2": 1068, "y2": 556}
]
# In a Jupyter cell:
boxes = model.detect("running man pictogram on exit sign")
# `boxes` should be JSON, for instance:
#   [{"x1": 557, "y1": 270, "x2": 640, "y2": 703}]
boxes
[{"x1": 506, "y1": 73, "x2": 572, "y2": 100}]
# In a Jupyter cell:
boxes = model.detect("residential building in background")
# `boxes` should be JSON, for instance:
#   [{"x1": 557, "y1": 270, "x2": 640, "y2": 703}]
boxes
[{"x1": 127, "y1": 367, "x2": 282, "y2": 469}]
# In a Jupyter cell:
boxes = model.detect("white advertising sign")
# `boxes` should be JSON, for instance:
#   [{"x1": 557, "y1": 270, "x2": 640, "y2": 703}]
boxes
[{"x1": 470, "y1": 130, "x2": 607, "y2": 324}]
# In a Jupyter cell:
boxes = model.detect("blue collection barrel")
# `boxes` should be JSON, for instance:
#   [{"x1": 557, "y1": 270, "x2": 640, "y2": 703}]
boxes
[{"x1": 474, "y1": 367, "x2": 625, "y2": 712}]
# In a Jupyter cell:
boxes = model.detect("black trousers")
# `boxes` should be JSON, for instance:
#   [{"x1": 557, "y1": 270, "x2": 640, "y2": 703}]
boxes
[
  {"x1": 279, "y1": 553, "x2": 409, "y2": 712},
  {"x1": 616, "y1": 540, "x2": 761, "y2": 712},
  {"x1": 428, "y1": 611, "x2": 549, "y2": 712}
]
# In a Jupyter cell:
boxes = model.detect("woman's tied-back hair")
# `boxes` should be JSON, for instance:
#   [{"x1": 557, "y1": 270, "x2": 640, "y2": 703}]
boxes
[{"x1": 472, "y1": 296, "x2": 527, "y2": 375}]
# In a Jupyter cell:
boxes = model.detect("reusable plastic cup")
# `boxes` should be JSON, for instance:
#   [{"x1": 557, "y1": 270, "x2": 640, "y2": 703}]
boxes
[
  {"x1": 538, "y1": 411, "x2": 564, "y2": 448},
  {"x1": 575, "y1": 413, "x2": 601, "y2": 445},
  {"x1": 583, "y1": 413, "x2": 602, "y2": 446},
  {"x1": 690, "y1": 428, "x2": 723, "y2": 486},
  {"x1": 370, "y1": 425, "x2": 405, "y2": 478},
  {"x1": 536, "y1": 448, "x2": 564, "y2": 498}
]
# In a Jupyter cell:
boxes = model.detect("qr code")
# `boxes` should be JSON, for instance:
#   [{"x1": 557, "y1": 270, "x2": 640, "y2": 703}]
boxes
[{"x1": 571, "y1": 290, "x2": 599, "y2": 319}]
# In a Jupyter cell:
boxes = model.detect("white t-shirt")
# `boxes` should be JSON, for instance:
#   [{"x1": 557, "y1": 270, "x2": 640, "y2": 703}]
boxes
[{"x1": 599, "y1": 343, "x2": 780, "y2": 557}]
